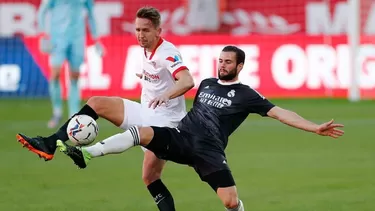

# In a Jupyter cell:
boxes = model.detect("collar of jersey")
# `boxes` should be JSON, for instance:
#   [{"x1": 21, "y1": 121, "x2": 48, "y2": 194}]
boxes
[
  {"x1": 217, "y1": 79, "x2": 241, "y2": 85},
  {"x1": 144, "y1": 38, "x2": 164, "y2": 60}
]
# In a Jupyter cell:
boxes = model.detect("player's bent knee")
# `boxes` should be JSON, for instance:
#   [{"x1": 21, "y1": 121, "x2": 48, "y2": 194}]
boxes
[
  {"x1": 86, "y1": 96, "x2": 104, "y2": 112},
  {"x1": 142, "y1": 170, "x2": 161, "y2": 185},
  {"x1": 217, "y1": 186, "x2": 239, "y2": 209},
  {"x1": 219, "y1": 189, "x2": 239, "y2": 209},
  {"x1": 87, "y1": 97, "x2": 121, "y2": 115},
  {"x1": 222, "y1": 196, "x2": 239, "y2": 209}
]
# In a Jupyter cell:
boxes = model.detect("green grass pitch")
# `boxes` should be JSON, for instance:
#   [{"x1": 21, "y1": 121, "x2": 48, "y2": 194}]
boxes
[{"x1": 0, "y1": 99, "x2": 374, "y2": 211}]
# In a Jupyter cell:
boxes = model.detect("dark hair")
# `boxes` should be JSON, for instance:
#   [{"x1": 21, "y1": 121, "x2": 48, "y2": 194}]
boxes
[
  {"x1": 222, "y1": 45, "x2": 245, "y2": 65},
  {"x1": 136, "y1": 7, "x2": 161, "y2": 28}
]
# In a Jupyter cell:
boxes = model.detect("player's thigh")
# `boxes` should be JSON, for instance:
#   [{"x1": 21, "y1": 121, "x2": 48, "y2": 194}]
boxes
[
  {"x1": 87, "y1": 97, "x2": 141, "y2": 128},
  {"x1": 49, "y1": 39, "x2": 68, "y2": 69},
  {"x1": 201, "y1": 169, "x2": 236, "y2": 193},
  {"x1": 140, "y1": 117, "x2": 179, "y2": 152},
  {"x1": 67, "y1": 38, "x2": 84, "y2": 71},
  {"x1": 193, "y1": 150, "x2": 232, "y2": 187},
  {"x1": 145, "y1": 127, "x2": 193, "y2": 165},
  {"x1": 120, "y1": 99, "x2": 142, "y2": 130}
]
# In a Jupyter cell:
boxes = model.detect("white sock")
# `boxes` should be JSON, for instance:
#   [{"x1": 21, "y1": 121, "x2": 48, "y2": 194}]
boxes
[
  {"x1": 84, "y1": 126, "x2": 140, "y2": 157},
  {"x1": 226, "y1": 200, "x2": 244, "y2": 211}
]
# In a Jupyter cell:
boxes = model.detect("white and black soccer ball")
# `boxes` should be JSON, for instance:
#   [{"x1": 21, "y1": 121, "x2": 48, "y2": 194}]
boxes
[{"x1": 67, "y1": 115, "x2": 99, "y2": 146}]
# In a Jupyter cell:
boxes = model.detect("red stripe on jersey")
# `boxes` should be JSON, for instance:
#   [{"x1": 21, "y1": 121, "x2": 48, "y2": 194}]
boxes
[{"x1": 172, "y1": 66, "x2": 188, "y2": 79}]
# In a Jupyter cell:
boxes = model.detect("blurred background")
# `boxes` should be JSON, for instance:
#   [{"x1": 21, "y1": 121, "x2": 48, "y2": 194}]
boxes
[{"x1": 0, "y1": 0, "x2": 374, "y2": 211}]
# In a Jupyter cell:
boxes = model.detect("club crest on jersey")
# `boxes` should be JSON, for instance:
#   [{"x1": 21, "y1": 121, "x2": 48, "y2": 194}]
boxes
[{"x1": 227, "y1": 90, "x2": 236, "y2": 97}]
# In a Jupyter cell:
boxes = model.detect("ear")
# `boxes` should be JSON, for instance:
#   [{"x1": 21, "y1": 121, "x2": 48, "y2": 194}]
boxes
[
  {"x1": 157, "y1": 27, "x2": 162, "y2": 35},
  {"x1": 237, "y1": 63, "x2": 244, "y2": 72}
]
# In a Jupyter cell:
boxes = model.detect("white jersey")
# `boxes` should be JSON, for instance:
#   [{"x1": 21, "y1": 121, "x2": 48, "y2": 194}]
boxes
[{"x1": 140, "y1": 38, "x2": 188, "y2": 125}]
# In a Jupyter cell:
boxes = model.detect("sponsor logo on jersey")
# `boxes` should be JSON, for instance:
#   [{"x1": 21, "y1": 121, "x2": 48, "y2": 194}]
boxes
[
  {"x1": 198, "y1": 92, "x2": 232, "y2": 108},
  {"x1": 166, "y1": 55, "x2": 182, "y2": 68},
  {"x1": 142, "y1": 69, "x2": 160, "y2": 82}
]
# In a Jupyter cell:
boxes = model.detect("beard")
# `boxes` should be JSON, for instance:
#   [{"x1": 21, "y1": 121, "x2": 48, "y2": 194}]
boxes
[{"x1": 218, "y1": 68, "x2": 237, "y2": 80}]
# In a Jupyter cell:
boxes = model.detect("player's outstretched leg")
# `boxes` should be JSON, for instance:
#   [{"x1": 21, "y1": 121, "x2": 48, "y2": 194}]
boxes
[
  {"x1": 58, "y1": 126, "x2": 142, "y2": 168},
  {"x1": 16, "y1": 96, "x2": 126, "y2": 161},
  {"x1": 16, "y1": 103, "x2": 99, "y2": 161}
]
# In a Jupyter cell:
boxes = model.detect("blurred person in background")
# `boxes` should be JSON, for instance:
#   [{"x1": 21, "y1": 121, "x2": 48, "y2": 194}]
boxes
[
  {"x1": 185, "y1": 0, "x2": 227, "y2": 32},
  {"x1": 38, "y1": 0, "x2": 103, "y2": 128}
]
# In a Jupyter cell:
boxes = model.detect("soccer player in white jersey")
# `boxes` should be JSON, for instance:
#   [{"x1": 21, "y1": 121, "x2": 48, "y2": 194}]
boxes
[{"x1": 16, "y1": 7, "x2": 194, "y2": 211}]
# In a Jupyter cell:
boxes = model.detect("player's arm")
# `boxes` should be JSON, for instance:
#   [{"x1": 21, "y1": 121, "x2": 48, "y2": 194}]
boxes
[
  {"x1": 149, "y1": 51, "x2": 194, "y2": 108},
  {"x1": 85, "y1": 0, "x2": 99, "y2": 40},
  {"x1": 149, "y1": 69, "x2": 194, "y2": 108},
  {"x1": 85, "y1": 0, "x2": 105, "y2": 56},
  {"x1": 37, "y1": 0, "x2": 53, "y2": 35},
  {"x1": 164, "y1": 69, "x2": 194, "y2": 99},
  {"x1": 267, "y1": 106, "x2": 344, "y2": 138}
]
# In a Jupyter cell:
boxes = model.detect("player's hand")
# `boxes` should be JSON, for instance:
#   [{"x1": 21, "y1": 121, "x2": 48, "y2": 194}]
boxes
[
  {"x1": 149, "y1": 94, "x2": 170, "y2": 109},
  {"x1": 38, "y1": 33, "x2": 52, "y2": 54},
  {"x1": 94, "y1": 42, "x2": 105, "y2": 57},
  {"x1": 315, "y1": 119, "x2": 344, "y2": 138}
]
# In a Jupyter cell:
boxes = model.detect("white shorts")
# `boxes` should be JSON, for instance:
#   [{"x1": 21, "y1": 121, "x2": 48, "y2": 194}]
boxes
[
  {"x1": 119, "y1": 99, "x2": 180, "y2": 130},
  {"x1": 119, "y1": 99, "x2": 180, "y2": 152}
]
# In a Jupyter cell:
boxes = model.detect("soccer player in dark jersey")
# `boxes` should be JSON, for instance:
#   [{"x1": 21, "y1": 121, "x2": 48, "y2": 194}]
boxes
[{"x1": 57, "y1": 46, "x2": 344, "y2": 211}]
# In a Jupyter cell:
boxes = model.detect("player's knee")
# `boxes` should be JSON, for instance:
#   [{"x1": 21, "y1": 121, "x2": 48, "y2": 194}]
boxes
[
  {"x1": 69, "y1": 71, "x2": 80, "y2": 80},
  {"x1": 222, "y1": 195, "x2": 239, "y2": 209},
  {"x1": 142, "y1": 170, "x2": 161, "y2": 185},
  {"x1": 218, "y1": 188, "x2": 239, "y2": 209},
  {"x1": 50, "y1": 67, "x2": 61, "y2": 80},
  {"x1": 86, "y1": 96, "x2": 112, "y2": 114}
]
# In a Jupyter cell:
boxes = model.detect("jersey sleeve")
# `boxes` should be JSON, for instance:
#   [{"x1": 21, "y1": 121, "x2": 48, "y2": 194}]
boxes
[
  {"x1": 160, "y1": 48, "x2": 188, "y2": 79},
  {"x1": 246, "y1": 88, "x2": 275, "y2": 116}
]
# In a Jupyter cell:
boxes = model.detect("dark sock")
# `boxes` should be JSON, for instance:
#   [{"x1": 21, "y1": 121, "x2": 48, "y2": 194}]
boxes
[
  {"x1": 147, "y1": 179, "x2": 175, "y2": 211},
  {"x1": 47, "y1": 104, "x2": 99, "y2": 144}
]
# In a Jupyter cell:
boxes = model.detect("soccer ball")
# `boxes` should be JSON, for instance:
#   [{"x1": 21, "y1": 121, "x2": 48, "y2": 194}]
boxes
[{"x1": 67, "y1": 115, "x2": 99, "y2": 146}]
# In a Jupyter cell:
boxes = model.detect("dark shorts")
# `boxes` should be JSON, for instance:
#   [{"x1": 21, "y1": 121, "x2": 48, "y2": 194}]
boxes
[{"x1": 145, "y1": 126, "x2": 235, "y2": 189}]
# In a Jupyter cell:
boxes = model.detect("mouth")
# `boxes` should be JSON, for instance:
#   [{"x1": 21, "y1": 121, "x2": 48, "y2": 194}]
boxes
[
  {"x1": 219, "y1": 69, "x2": 228, "y2": 75},
  {"x1": 138, "y1": 40, "x2": 147, "y2": 45}
]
